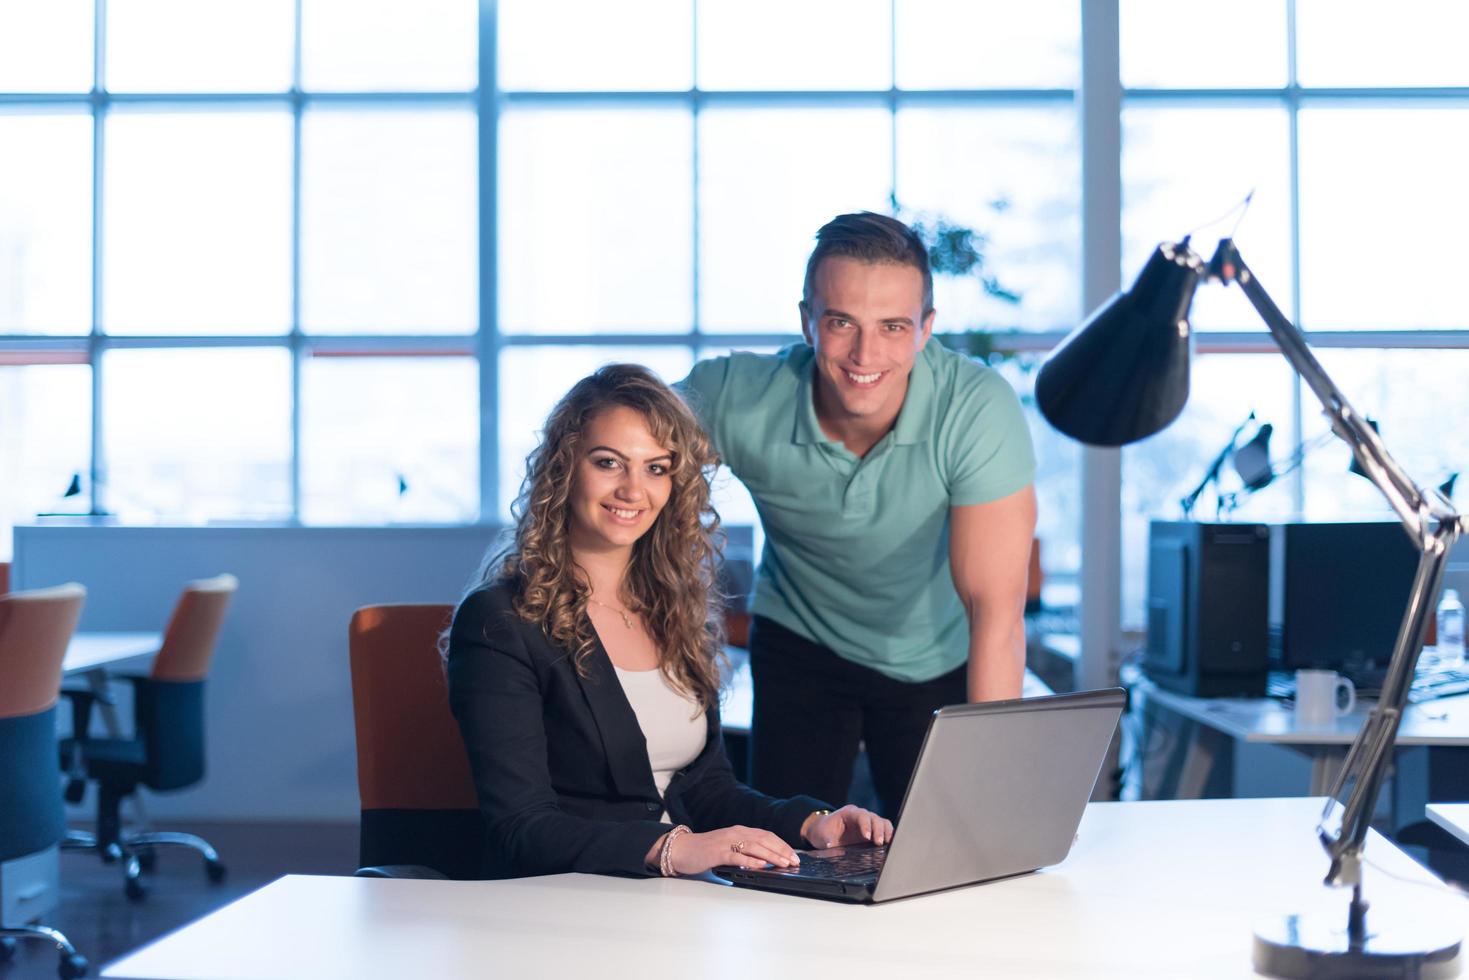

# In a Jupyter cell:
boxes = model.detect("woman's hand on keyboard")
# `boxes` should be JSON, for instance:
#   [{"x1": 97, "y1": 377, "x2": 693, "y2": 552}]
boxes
[
  {"x1": 670, "y1": 826, "x2": 801, "y2": 874},
  {"x1": 803, "y1": 805, "x2": 894, "y2": 850}
]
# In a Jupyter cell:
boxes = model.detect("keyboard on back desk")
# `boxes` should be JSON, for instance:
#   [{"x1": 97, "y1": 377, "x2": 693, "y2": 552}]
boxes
[
  {"x1": 791, "y1": 846, "x2": 887, "y2": 879},
  {"x1": 1410, "y1": 667, "x2": 1469, "y2": 703},
  {"x1": 1269, "y1": 667, "x2": 1469, "y2": 704}
]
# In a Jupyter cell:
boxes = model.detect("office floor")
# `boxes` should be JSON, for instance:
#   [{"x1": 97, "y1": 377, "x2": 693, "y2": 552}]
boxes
[{"x1": 2, "y1": 822, "x2": 356, "y2": 980}]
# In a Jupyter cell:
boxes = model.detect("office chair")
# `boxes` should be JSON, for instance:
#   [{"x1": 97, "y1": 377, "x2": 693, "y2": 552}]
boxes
[
  {"x1": 0, "y1": 584, "x2": 90, "y2": 979},
  {"x1": 725, "y1": 609, "x2": 751, "y2": 649},
  {"x1": 61, "y1": 574, "x2": 237, "y2": 902},
  {"x1": 348, "y1": 604, "x2": 485, "y2": 880}
]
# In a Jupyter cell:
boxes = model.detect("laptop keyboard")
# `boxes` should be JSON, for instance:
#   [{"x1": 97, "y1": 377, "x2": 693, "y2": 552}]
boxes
[{"x1": 790, "y1": 846, "x2": 887, "y2": 879}]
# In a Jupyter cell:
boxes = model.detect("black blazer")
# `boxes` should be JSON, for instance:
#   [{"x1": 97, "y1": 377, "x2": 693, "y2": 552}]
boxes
[{"x1": 447, "y1": 582, "x2": 830, "y2": 879}]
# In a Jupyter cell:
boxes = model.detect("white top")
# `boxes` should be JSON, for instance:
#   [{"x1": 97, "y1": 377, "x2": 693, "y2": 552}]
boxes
[
  {"x1": 612, "y1": 665, "x2": 707, "y2": 811},
  {"x1": 101, "y1": 798, "x2": 1462, "y2": 980}
]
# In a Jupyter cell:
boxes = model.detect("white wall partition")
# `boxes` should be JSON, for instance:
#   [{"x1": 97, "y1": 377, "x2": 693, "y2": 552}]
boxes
[{"x1": 16, "y1": 523, "x2": 501, "y2": 821}]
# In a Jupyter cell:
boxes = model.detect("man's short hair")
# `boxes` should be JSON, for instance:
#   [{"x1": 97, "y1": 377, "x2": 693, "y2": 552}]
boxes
[{"x1": 802, "y1": 212, "x2": 934, "y2": 314}]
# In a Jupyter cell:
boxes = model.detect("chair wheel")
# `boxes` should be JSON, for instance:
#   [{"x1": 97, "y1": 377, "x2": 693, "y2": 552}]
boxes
[
  {"x1": 58, "y1": 952, "x2": 90, "y2": 979},
  {"x1": 206, "y1": 858, "x2": 227, "y2": 883},
  {"x1": 0, "y1": 937, "x2": 17, "y2": 962},
  {"x1": 125, "y1": 876, "x2": 147, "y2": 902},
  {"x1": 136, "y1": 847, "x2": 157, "y2": 872}
]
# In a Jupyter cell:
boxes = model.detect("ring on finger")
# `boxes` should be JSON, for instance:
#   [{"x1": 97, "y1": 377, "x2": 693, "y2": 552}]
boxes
[{"x1": 731, "y1": 840, "x2": 746, "y2": 854}]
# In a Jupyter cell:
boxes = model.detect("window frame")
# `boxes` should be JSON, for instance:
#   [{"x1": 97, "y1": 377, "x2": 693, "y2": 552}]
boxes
[{"x1": 1, "y1": 0, "x2": 1466, "y2": 533}]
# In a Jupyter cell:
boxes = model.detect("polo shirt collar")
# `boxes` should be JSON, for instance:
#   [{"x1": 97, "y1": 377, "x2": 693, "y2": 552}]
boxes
[
  {"x1": 792, "y1": 342, "x2": 938, "y2": 446},
  {"x1": 793, "y1": 349, "x2": 826, "y2": 445}
]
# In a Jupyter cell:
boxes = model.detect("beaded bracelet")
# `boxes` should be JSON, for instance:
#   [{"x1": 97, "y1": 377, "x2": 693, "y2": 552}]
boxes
[{"x1": 659, "y1": 824, "x2": 692, "y2": 878}]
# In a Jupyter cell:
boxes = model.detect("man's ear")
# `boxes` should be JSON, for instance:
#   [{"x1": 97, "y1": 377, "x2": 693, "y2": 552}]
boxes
[{"x1": 799, "y1": 301, "x2": 815, "y2": 346}]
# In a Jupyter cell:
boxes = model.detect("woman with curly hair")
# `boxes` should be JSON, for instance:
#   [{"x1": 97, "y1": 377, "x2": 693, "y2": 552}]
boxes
[{"x1": 447, "y1": 364, "x2": 890, "y2": 879}]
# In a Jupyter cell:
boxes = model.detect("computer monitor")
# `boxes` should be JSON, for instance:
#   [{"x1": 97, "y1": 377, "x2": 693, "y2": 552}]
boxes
[{"x1": 1269, "y1": 521, "x2": 1419, "y2": 681}]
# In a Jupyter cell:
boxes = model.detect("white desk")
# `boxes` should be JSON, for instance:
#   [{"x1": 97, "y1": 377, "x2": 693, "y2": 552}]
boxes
[
  {"x1": 1133, "y1": 674, "x2": 1469, "y2": 798},
  {"x1": 62, "y1": 631, "x2": 160, "y2": 736},
  {"x1": 63, "y1": 631, "x2": 160, "y2": 677},
  {"x1": 1427, "y1": 804, "x2": 1469, "y2": 847},
  {"x1": 103, "y1": 798, "x2": 1462, "y2": 979}
]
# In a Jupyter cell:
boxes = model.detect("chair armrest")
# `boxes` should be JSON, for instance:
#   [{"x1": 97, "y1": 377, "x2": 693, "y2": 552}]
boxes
[
  {"x1": 354, "y1": 865, "x2": 450, "y2": 880},
  {"x1": 59, "y1": 686, "x2": 115, "y2": 740}
]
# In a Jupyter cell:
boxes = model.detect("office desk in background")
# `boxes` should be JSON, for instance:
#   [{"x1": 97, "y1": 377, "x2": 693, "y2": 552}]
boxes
[
  {"x1": 720, "y1": 649, "x2": 1052, "y2": 784},
  {"x1": 720, "y1": 649, "x2": 1054, "y2": 736},
  {"x1": 1132, "y1": 674, "x2": 1469, "y2": 826},
  {"x1": 63, "y1": 631, "x2": 160, "y2": 736},
  {"x1": 63, "y1": 632, "x2": 160, "y2": 676},
  {"x1": 1427, "y1": 804, "x2": 1469, "y2": 847},
  {"x1": 102, "y1": 797, "x2": 1461, "y2": 980}
]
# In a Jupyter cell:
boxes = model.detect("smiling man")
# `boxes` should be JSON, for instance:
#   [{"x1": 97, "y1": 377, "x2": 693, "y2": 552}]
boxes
[{"x1": 679, "y1": 212, "x2": 1038, "y2": 816}]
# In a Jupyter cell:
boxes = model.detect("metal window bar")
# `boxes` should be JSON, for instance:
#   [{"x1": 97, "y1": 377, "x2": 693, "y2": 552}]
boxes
[{"x1": 2, "y1": 1, "x2": 1469, "y2": 522}]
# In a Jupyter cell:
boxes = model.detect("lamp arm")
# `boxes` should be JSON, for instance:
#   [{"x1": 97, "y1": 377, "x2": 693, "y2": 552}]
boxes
[
  {"x1": 1217, "y1": 241, "x2": 1441, "y2": 535},
  {"x1": 1215, "y1": 239, "x2": 1464, "y2": 888}
]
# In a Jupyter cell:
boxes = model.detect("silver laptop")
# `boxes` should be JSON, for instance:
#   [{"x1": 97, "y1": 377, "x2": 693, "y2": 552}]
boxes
[{"x1": 721, "y1": 688, "x2": 1125, "y2": 903}]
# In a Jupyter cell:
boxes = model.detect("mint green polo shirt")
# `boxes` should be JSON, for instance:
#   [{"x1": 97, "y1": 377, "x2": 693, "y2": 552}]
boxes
[{"x1": 681, "y1": 341, "x2": 1036, "y2": 683}]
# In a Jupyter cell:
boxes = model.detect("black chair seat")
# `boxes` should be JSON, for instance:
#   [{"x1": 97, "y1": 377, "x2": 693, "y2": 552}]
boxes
[
  {"x1": 358, "y1": 808, "x2": 486, "y2": 881},
  {"x1": 61, "y1": 735, "x2": 146, "y2": 790}
]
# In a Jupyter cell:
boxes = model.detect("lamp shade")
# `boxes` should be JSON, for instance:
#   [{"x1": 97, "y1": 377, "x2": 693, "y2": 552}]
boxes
[{"x1": 1036, "y1": 242, "x2": 1202, "y2": 446}]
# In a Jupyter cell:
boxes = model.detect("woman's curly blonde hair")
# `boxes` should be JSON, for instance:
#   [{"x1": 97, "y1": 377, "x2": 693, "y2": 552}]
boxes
[{"x1": 491, "y1": 363, "x2": 725, "y2": 708}]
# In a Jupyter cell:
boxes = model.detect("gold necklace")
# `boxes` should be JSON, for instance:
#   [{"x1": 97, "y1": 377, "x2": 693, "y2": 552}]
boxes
[{"x1": 589, "y1": 596, "x2": 636, "y2": 629}]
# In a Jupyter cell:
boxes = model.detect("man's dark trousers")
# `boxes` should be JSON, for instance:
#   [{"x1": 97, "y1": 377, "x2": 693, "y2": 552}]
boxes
[{"x1": 747, "y1": 615, "x2": 967, "y2": 818}]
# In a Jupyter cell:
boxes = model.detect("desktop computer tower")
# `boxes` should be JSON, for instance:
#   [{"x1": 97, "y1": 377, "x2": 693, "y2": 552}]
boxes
[{"x1": 1144, "y1": 521, "x2": 1271, "y2": 697}]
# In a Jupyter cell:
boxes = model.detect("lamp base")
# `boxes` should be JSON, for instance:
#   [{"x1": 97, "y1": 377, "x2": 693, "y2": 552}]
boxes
[{"x1": 1253, "y1": 909, "x2": 1461, "y2": 979}]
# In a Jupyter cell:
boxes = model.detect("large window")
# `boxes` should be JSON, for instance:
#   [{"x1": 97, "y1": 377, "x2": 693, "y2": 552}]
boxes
[
  {"x1": 0, "y1": 0, "x2": 480, "y2": 551},
  {"x1": 495, "y1": 0, "x2": 1083, "y2": 589},
  {"x1": 2, "y1": 1, "x2": 1080, "y2": 563},
  {"x1": 1117, "y1": 0, "x2": 1469, "y2": 624},
  {"x1": 5, "y1": 1, "x2": 1462, "y2": 628}
]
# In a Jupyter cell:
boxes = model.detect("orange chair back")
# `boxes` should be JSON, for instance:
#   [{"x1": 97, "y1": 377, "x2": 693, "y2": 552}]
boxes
[
  {"x1": 725, "y1": 609, "x2": 751, "y2": 649},
  {"x1": 151, "y1": 574, "x2": 237, "y2": 682},
  {"x1": 0, "y1": 583, "x2": 85, "y2": 719},
  {"x1": 348, "y1": 604, "x2": 477, "y2": 811}
]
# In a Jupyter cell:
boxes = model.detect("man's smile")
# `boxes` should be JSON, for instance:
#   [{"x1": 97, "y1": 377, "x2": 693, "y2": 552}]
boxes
[{"x1": 842, "y1": 368, "x2": 885, "y2": 388}]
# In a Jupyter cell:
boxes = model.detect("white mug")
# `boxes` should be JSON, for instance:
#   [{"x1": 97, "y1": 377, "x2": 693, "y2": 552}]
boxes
[{"x1": 1295, "y1": 669, "x2": 1356, "y2": 727}]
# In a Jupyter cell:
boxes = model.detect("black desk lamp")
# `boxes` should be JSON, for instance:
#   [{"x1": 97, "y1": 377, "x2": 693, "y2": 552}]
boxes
[{"x1": 1037, "y1": 237, "x2": 1465, "y2": 978}]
